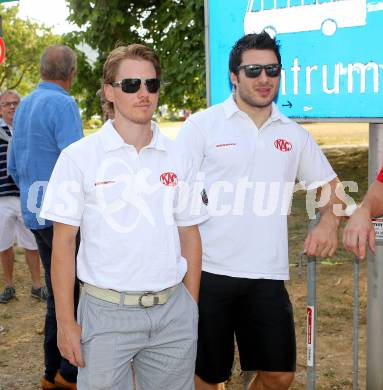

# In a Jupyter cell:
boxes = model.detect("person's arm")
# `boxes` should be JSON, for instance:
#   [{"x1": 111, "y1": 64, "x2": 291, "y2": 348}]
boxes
[
  {"x1": 51, "y1": 221, "x2": 84, "y2": 367},
  {"x1": 343, "y1": 180, "x2": 383, "y2": 259},
  {"x1": 304, "y1": 177, "x2": 343, "y2": 257},
  {"x1": 175, "y1": 118, "x2": 205, "y2": 170},
  {"x1": 178, "y1": 225, "x2": 202, "y2": 302}
]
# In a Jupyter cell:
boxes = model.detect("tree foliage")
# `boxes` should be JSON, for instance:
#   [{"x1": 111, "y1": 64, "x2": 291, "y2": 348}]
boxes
[
  {"x1": 65, "y1": 0, "x2": 206, "y2": 117},
  {"x1": 0, "y1": 5, "x2": 59, "y2": 95}
]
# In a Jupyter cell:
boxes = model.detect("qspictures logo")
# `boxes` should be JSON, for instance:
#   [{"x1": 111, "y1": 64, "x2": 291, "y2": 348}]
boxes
[{"x1": 29, "y1": 156, "x2": 358, "y2": 231}]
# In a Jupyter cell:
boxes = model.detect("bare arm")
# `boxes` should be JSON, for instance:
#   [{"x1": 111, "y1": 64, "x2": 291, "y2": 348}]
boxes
[
  {"x1": 343, "y1": 180, "x2": 383, "y2": 259},
  {"x1": 304, "y1": 178, "x2": 343, "y2": 257},
  {"x1": 178, "y1": 225, "x2": 202, "y2": 302},
  {"x1": 51, "y1": 222, "x2": 84, "y2": 367}
]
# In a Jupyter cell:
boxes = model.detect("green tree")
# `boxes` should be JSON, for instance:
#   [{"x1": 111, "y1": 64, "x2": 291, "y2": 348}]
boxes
[
  {"x1": 0, "y1": 5, "x2": 59, "y2": 95},
  {"x1": 64, "y1": 31, "x2": 101, "y2": 119},
  {"x1": 66, "y1": 0, "x2": 206, "y2": 117}
]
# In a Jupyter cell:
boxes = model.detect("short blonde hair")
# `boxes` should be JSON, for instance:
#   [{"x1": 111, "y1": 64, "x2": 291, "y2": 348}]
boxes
[{"x1": 102, "y1": 44, "x2": 161, "y2": 113}]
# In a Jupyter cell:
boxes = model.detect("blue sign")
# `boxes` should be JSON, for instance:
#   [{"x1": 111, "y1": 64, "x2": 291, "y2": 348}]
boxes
[{"x1": 208, "y1": 0, "x2": 383, "y2": 119}]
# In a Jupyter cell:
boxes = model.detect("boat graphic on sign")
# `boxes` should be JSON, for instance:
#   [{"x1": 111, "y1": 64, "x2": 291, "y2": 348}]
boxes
[{"x1": 244, "y1": 0, "x2": 367, "y2": 36}]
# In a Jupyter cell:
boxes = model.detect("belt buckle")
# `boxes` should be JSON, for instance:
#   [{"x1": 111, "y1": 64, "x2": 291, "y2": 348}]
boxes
[{"x1": 139, "y1": 292, "x2": 159, "y2": 308}]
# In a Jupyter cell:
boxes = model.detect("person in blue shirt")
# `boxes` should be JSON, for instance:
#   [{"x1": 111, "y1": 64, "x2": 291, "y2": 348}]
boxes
[{"x1": 8, "y1": 45, "x2": 83, "y2": 390}]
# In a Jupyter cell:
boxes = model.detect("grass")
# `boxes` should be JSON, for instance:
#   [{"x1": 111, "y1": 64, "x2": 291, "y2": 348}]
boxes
[
  {"x1": 303, "y1": 123, "x2": 368, "y2": 147},
  {"x1": 158, "y1": 121, "x2": 370, "y2": 146},
  {"x1": 85, "y1": 120, "x2": 370, "y2": 146}
]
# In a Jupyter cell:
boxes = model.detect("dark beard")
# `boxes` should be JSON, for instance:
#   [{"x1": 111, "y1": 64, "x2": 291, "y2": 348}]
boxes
[{"x1": 237, "y1": 87, "x2": 276, "y2": 109}]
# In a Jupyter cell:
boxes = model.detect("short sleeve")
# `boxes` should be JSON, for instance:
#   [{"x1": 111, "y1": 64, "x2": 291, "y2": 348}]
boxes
[
  {"x1": 297, "y1": 131, "x2": 337, "y2": 190},
  {"x1": 173, "y1": 157, "x2": 209, "y2": 227},
  {"x1": 175, "y1": 118, "x2": 205, "y2": 171},
  {"x1": 40, "y1": 151, "x2": 84, "y2": 226}
]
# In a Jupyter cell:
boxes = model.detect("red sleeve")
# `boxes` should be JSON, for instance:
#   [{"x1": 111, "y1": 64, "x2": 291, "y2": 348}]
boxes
[{"x1": 377, "y1": 167, "x2": 383, "y2": 182}]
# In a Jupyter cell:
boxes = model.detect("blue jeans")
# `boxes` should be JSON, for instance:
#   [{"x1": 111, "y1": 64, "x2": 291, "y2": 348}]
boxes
[{"x1": 31, "y1": 226, "x2": 80, "y2": 383}]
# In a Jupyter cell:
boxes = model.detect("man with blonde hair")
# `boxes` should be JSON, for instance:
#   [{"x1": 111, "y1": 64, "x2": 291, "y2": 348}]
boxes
[
  {"x1": 41, "y1": 44, "x2": 207, "y2": 389},
  {"x1": 9, "y1": 45, "x2": 83, "y2": 390},
  {"x1": 0, "y1": 90, "x2": 45, "y2": 304}
]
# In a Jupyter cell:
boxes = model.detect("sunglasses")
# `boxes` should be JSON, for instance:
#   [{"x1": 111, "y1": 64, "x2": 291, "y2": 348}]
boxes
[
  {"x1": 237, "y1": 64, "x2": 282, "y2": 78},
  {"x1": 111, "y1": 78, "x2": 161, "y2": 94}
]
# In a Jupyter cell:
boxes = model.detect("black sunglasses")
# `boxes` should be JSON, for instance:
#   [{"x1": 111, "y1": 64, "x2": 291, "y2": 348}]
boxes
[
  {"x1": 237, "y1": 64, "x2": 282, "y2": 78},
  {"x1": 111, "y1": 78, "x2": 161, "y2": 93}
]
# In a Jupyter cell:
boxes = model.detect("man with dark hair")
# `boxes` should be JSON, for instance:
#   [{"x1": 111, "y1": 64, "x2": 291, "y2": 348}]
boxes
[
  {"x1": 176, "y1": 32, "x2": 342, "y2": 390},
  {"x1": 0, "y1": 90, "x2": 46, "y2": 304},
  {"x1": 40, "y1": 44, "x2": 207, "y2": 389},
  {"x1": 8, "y1": 45, "x2": 83, "y2": 390}
]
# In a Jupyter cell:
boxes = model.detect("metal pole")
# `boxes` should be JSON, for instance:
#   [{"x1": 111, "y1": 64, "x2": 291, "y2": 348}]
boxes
[
  {"x1": 306, "y1": 254, "x2": 316, "y2": 390},
  {"x1": 306, "y1": 214, "x2": 320, "y2": 390},
  {"x1": 366, "y1": 123, "x2": 383, "y2": 389},
  {"x1": 353, "y1": 256, "x2": 359, "y2": 390},
  {"x1": 203, "y1": 0, "x2": 211, "y2": 107}
]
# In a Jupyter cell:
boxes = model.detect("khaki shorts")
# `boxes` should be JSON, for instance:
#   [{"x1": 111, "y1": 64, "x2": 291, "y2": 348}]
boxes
[{"x1": 77, "y1": 283, "x2": 198, "y2": 390}]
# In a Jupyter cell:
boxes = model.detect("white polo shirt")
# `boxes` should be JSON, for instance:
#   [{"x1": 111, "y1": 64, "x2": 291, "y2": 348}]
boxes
[
  {"x1": 40, "y1": 120, "x2": 208, "y2": 292},
  {"x1": 176, "y1": 95, "x2": 337, "y2": 280}
]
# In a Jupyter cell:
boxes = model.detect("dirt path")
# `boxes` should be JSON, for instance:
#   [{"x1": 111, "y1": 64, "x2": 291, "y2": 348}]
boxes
[{"x1": 0, "y1": 255, "x2": 367, "y2": 389}]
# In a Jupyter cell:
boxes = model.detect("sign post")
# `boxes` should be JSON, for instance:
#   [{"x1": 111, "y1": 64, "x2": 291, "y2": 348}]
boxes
[{"x1": 366, "y1": 124, "x2": 383, "y2": 389}]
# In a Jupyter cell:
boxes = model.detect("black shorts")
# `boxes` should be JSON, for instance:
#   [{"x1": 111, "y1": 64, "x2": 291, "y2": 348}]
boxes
[{"x1": 196, "y1": 271, "x2": 296, "y2": 384}]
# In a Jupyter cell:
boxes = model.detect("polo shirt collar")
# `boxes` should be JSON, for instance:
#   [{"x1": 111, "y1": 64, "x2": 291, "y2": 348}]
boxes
[
  {"x1": 100, "y1": 119, "x2": 167, "y2": 152},
  {"x1": 269, "y1": 102, "x2": 291, "y2": 124},
  {"x1": 147, "y1": 122, "x2": 167, "y2": 152},
  {"x1": 38, "y1": 81, "x2": 69, "y2": 95},
  {"x1": 222, "y1": 94, "x2": 240, "y2": 119},
  {"x1": 222, "y1": 94, "x2": 291, "y2": 124}
]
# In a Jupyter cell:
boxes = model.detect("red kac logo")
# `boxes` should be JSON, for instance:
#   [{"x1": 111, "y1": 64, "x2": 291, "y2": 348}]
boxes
[
  {"x1": 160, "y1": 172, "x2": 178, "y2": 186},
  {"x1": 274, "y1": 139, "x2": 292, "y2": 152}
]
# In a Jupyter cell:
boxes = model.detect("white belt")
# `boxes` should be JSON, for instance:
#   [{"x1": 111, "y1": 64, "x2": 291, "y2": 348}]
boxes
[{"x1": 81, "y1": 282, "x2": 179, "y2": 308}]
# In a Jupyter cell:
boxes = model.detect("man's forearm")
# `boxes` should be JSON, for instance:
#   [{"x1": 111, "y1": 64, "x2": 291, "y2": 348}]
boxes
[
  {"x1": 51, "y1": 224, "x2": 78, "y2": 325},
  {"x1": 359, "y1": 181, "x2": 383, "y2": 217},
  {"x1": 178, "y1": 225, "x2": 202, "y2": 302},
  {"x1": 319, "y1": 177, "x2": 343, "y2": 223},
  {"x1": 304, "y1": 178, "x2": 342, "y2": 257},
  {"x1": 51, "y1": 222, "x2": 85, "y2": 367}
]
